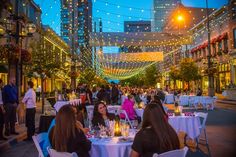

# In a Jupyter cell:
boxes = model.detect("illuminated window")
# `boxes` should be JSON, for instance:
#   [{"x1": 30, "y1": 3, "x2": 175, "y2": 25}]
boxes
[{"x1": 234, "y1": 28, "x2": 236, "y2": 48}]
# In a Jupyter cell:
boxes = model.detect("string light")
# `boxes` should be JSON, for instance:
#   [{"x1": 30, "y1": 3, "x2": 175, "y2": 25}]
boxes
[{"x1": 33, "y1": 0, "x2": 231, "y2": 80}]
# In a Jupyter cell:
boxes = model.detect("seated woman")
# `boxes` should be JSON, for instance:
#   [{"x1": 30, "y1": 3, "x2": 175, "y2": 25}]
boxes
[
  {"x1": 92, "y1": 101, "x2": 116, "y2": 127},
  {"x1": 121, "y1": 95, "x2": 137, "y2": 120},
  {"x1": 131, "y1": 102, "x2": 180, "y2": 157},
  {"x1": 49, "y1": 105, "x2": 91, "y2": 157}
]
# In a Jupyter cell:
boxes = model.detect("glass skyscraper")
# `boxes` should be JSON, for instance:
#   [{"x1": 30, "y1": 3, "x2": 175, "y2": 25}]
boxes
[{"x1": 61, "y1": 0, "x2": 92, "y2": 67}]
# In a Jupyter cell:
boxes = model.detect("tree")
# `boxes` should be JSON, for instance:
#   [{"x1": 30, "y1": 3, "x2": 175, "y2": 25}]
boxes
[
  {"x1": 144, "y1": 64, "x2": 160, "y2": 87},
  {"x1": 78, "y1": 68, "x2": 96, "y2": 85},
  {"x1": 120, "y1": 73, "x2": 145, "y2": 87},
  {"x1": 179, "y1": 58, "x2": 201, "y2": 90},
  {"x1": 120, "y1": 64, "x2": 161, "y2": 87},
  {"x1": 169, "y1": 66, "x2": 180, "y2": 90}
]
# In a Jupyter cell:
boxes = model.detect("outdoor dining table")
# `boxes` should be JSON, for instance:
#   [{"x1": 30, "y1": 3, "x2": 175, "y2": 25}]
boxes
[
  {"x1": 134, "y1": 108, "x2": 201, "y2": 139},
  {"x1": 89, "y1": 137, "x2": 133, "y2": 157},
  {"x1": 168, "y1": 115, "x2": 201, "y2": 139},
  {"x1": 54, "y1": 99, "x2": 81, "y2": 112}
]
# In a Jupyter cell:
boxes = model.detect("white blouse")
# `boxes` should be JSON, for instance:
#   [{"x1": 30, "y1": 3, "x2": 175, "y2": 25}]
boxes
[{"x1": 22, "y1": 88, "x2": 36, "y2": 108}]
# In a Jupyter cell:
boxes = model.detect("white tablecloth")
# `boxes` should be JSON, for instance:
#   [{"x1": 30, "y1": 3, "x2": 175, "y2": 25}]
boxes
[
  {"x1": 168, "y1": 116, "x2": 201, "y2": 139},
  {"x1": 54, "y1": 99, "x2": 81, "y2": 112},
  {"x1": 165, "y1": 94, "x2": 175, "y2": 104},
  {"x1": 89, "y1": 137, "x2": 132, "y2": 157}
]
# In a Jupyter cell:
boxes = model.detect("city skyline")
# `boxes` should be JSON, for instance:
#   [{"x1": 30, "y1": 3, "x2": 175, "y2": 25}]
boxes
[{"x1": 34, "y1": 0, "x2": 228, "y2": 35}]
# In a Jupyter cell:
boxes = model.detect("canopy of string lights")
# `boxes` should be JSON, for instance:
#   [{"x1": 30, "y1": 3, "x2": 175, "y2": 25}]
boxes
[{"x1": 95, "y1": 51, "x2": 163, "y2": 80}]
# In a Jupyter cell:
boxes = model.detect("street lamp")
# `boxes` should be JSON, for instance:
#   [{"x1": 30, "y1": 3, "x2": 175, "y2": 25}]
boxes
[
  {"x1": 206, "y1": 0, "x2": 215, "y2": 96},
  {"x1": 177, "y1": 15, "x2": 184, "y2": 22}
]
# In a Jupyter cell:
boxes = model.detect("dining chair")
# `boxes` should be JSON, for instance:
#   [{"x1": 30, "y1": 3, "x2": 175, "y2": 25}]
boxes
[
  {"x1": 47, "y1": 147, "x2": 78, "y2": 157},
  {"x1": 195, "y1": 112, "x2": 211, "y2": 157},
  {"x1": 85, "y1": 105, "x2": 94, "y2": 123},
  {"x1": 152, "y1": 146, "x2": 188, "y2": 157},
  {"x1": 107, "y1": 105, "x2": 121, "y2": 114},
  {"x1": 32, "y1": 133, "x2": 48, "y2": 157},
  {"x1": 118, "y1": 109, "x2": 134, "y2": 129}
]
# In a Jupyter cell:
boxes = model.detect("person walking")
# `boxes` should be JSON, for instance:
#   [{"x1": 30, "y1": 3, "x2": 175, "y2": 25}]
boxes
[
  {"x1": 22, "y1": 81, "x2": 36, "y2": 140},
  {"x1": 0, "y1": 79, "x2": 7, "y2": 140},
  {"x1": 2, "y1": 78, "x2": 19, "y2": 136}
]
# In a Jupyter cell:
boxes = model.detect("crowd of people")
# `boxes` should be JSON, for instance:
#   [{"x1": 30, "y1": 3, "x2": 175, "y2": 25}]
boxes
[
  {"x1": 43, "y1": 83, "x2": 181, "y2": 157},
  {"x1": 0, "y1": 80, "x2": 194, "y2": 157},
  {"x1": 46, "y1": 98, "x2": 179, "y2": 157}
]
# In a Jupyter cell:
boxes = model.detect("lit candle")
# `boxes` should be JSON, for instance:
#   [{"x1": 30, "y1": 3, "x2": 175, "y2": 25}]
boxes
[
  {"x1": 114, "y1": 120, "x2": 121, "y2": 136},
  {"x1": 174, "y1": 106, "x2": 181, "y2": 116}
]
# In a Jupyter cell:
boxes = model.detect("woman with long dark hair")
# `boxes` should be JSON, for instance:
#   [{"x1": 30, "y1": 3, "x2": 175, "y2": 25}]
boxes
[
  {"x1": 49, "y1": 105, "x2": 91, "y2": 157},
  {"x1": 131, "y1": 102, "x2": 180, "y2": 157},
  {"x1": 92, "y1": 101, "x2": 116, "y2": 127},
  {"x1": 151, "y1": 95, "x2": 168, "y2": 120}
]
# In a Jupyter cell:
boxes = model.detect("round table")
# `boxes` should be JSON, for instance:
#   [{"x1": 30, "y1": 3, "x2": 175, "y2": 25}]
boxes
[
  {"x1": 89, "y1": 137, "x2": 132, "y2": 157},
  {"x1": 168, "y1": 115, "x2": 201, "y2": 139},
  {"x1": 54, "y1": 99, "x2": 81, "y2": 112}
]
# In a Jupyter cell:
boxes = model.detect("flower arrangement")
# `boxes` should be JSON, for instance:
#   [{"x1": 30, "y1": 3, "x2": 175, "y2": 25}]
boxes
[
  {"x1": 0, "y1": 44, "x2": 31, "y2": 63},
  {"x1": 21, "y1": 49, "x2": 32, "y2": 63}
]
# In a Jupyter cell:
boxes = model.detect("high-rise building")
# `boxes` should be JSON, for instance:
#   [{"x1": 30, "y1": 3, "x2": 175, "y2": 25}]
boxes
[
  {"x1": 124, "y1": 21, "x2": 151, "y2": 32},
  {"x1": 61, "y1": 0, "x2": 92, "y2": 68},
  {"x1": 120, "y1": 21, "x2": 151, "y2": 53},
  {"x1": 152, "y1": 0, "x2": 181, "y2": 32}
]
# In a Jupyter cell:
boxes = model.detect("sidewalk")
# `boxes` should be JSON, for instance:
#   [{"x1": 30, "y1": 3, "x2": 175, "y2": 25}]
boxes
[{"x1": 0, "y1": 102, "x2": 42, "y2": 153}]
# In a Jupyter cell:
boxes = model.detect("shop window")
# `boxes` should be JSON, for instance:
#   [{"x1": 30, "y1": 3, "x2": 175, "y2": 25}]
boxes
[
  {"x1": 234, "y1": 28, "x2": 236, "y2": 48},
  {"x1": 212, "y1": 44, "x2": 216, "y2": 55},
  {"x1": 223, "y1": 39, "x2": 228, "y2": 52},
  {"x1": 218, "y1": 41, "x2": 222, "y2": 51}
]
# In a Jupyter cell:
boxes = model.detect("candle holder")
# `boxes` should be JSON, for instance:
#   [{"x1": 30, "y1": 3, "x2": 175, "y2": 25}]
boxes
[{"x1": 114, "y1": 119, "x2": 121, "y2": 136}]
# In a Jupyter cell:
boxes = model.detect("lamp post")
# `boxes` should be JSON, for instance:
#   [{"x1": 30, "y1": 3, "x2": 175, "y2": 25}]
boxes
[{"x1": 206, "y1": 0, "x2": 215, "y2": 96}]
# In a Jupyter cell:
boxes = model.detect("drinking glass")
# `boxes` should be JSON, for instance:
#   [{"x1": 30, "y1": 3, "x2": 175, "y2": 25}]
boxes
[{"x1": 132, "y1": 120, "x2": 139, "y2": 129}]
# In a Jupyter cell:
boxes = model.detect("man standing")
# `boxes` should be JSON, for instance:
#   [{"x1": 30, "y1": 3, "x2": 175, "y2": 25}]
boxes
[
  {"x1": 36, "y1": 86, "x2": 41, "y2": 102},
  {"x1": 22, "y1": 81, "x2": 36, "y2": 140},
  {"x1": 2, "y1": 78, "x2": 19, "y2": 136}
]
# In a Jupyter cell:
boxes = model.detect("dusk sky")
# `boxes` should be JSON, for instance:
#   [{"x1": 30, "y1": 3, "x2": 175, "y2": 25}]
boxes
[{"x1": 34, "y1": 0, "x2": 228, "y2": 35}]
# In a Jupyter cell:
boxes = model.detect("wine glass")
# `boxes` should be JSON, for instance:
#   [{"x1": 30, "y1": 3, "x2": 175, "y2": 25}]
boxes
[{"x1": 132, "y1": 120, "x2": 139, "y2": 129}]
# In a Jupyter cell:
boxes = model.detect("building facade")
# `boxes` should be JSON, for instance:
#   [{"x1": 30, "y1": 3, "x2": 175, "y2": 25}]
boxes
[
  {"x1": 27, "y1": 25, "x2": 71, "y2": 93},
  {"x1": 189, "y1": 4, "x2": 235, "y2": 93},
  {"x1": 120, "y1": 21, "x2": 151, "y2": 53},
  {"x1": 0, "y1": 0, "x2": 71, "y2": 94},
  {"x1": 124, "y1": 21, "x2": 151, "y2": 32},
  {"x1": 0, "y1": 0, "x2": 42, "y2": 87}
]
